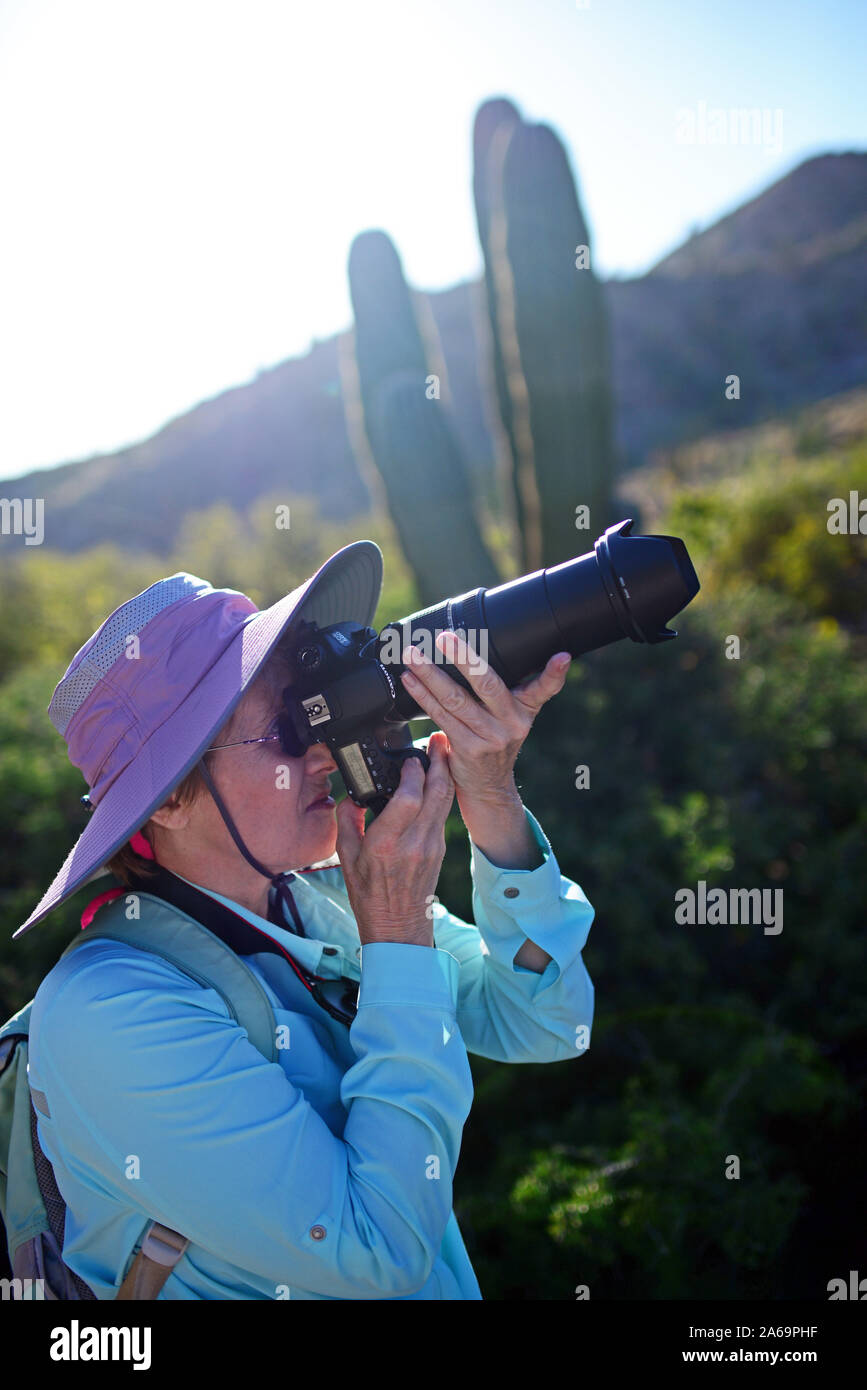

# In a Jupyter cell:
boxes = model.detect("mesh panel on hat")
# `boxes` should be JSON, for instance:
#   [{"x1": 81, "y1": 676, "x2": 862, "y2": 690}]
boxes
[{"x1": 48, "y1": 574, "x2": 207, "y2": 737}]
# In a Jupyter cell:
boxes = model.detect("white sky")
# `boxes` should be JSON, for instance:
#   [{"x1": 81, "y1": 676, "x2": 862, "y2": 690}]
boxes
[{"x1": 0, "y1": 0, "x2": 864, "y2": 479}]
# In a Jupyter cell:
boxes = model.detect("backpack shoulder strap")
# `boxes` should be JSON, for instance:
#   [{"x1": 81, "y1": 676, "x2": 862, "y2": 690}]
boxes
[
  {"x1": 54, "y1": 891, "x2": 280, "y2": 1299},
  {"x1": 0, "y1": 1008, "x2": 101, "y2": 1300},
  {"x1": 115, "y1": 1222, "x2": 190, "y2": 1300},
  {"x1": 61, "y1": 892, "x2": 279, "y2": 1064},
  {"x1": 4, "y1": 888, "x2": 281, "y2": 1300},
  {"x1": 0, "y1": 999, "x2": 34, "y2": 1059}
]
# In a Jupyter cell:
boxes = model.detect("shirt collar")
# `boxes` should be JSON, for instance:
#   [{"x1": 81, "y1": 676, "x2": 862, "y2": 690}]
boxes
[{"x1": 172, "y1": 867, "x2": 360, "y2": 980}]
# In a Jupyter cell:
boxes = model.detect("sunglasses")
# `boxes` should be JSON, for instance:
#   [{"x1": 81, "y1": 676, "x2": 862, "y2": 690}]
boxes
[{"x1": 205, "y1": 710, "x2": 307, "y2": 759}]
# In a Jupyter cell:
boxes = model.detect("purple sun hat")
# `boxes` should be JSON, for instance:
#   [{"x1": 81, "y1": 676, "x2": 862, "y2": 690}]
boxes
[{"x1": 13, "y1": 540, "x2": 383, "y2": 940}]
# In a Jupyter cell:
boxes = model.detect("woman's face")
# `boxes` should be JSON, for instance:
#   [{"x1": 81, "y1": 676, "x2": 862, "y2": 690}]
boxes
[{"x1": 151, "y1": 674, "x2": 340, "y2": 918}]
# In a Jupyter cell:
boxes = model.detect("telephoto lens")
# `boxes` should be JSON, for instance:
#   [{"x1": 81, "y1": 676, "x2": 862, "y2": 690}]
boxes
[{"x1": 378, "y1": 518, "x2": 700, "y2": 718}]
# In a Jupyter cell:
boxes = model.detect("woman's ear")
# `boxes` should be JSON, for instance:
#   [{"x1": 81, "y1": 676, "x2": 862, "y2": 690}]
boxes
[{"x1": 148, "y1": 794, "x2": 192, "y2": 832}]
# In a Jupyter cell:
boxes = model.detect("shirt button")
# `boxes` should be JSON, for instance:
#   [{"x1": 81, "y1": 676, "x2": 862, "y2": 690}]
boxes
[
  {"x1": 310, "y1": 1225, "x2": 327, "y2": 1241},
  {"x1": 322, "y1": 947, "x2": 338, "y2": 956},
  {"x1": 504, "y1": 886, "x2": 520, "y2": 898}
]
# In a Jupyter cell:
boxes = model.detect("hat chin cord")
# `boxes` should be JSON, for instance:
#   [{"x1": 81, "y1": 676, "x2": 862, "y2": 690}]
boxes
[{"x1": 195, "y1": 758, "x2": 306, "y2": 936}]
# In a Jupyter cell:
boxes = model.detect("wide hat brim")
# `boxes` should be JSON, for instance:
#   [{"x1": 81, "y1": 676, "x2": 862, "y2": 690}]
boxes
[{"x1": 14, "y1": 540, "x2": 383, "y2": 940}]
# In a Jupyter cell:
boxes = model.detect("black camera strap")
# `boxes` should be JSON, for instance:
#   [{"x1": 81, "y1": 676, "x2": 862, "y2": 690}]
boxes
[{"x1": 124, "y1": 861, "x2": 359, "y2": 1028}]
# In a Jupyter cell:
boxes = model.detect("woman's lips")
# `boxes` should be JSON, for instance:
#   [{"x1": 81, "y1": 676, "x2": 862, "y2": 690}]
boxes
[{"x1": 306, "y1": 794, "x2": 336, "y2": 811}]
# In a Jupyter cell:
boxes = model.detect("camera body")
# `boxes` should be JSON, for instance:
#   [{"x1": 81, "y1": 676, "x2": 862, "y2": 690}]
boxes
[{"x1": 277, "y1": 619, "x2": 426, "y2": 816}]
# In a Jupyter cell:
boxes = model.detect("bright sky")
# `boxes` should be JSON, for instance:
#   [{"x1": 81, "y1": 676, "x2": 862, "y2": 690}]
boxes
[{"x1": 0, "y1": 0, "x2": 864, "y2": 480}]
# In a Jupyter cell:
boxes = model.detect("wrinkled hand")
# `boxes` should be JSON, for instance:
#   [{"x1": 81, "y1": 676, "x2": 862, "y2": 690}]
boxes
[
  {"x1": 335, "y1": 732, "x2": 454, "y2": 947},
  {"x1": 400, "y1": 631, "x2": 572, "y2": 808}
]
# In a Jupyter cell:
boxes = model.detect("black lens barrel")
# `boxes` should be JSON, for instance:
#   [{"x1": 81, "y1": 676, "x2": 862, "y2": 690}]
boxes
[{"x1": 379, "y1": 518, "x2": 700, "y2": 712}]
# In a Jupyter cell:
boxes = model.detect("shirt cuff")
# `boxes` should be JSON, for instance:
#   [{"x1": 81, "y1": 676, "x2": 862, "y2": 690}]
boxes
[
  {"x1": 357, "y1": 941, "x2": 461, "y2": 1010},
  {"x1": 470, "y1": 804, "x2": 558, "y2": 890},
  {"x1": 469, "y1": 806, "x2": 594, "y2": 981}
]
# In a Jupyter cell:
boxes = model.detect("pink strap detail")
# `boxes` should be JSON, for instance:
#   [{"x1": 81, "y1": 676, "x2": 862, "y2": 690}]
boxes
[
  {"x1": 129, "y1": 830, "x2": 156, "y2": 859},
  {"x1": 80, "y1": 888, "x2": 125, "y2": 930}
]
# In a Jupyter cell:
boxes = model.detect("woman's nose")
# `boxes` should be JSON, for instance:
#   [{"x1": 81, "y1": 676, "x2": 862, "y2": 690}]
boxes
[{"x1": 306, "y1": 744, "x2": 338, "y2": 775}]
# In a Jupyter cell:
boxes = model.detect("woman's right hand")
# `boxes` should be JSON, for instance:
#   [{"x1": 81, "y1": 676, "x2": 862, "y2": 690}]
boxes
[{"x1": 335, "y1": 731, "x2": 454, "y2": 947}]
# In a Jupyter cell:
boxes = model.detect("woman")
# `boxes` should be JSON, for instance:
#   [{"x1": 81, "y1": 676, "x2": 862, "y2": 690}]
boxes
[{"x1": 21, "y1": 541, "x2": 595, "y2": 1299}]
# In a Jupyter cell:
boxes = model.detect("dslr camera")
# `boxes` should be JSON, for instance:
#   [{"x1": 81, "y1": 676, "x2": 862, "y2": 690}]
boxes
[{"x1": 275, "y1": 519, "x2": 700, "y2": 817}]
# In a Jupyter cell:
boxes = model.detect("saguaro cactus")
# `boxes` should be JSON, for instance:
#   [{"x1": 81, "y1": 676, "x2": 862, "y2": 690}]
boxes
[
  {"x1": 473, "y1": 105, "x2": 618, "y2": 570},
  {"x1": 472, "y1": 98, "x2": 525, "y2": 552},
  {"x1": 348, "y1": 229, "x2": 499, "y2": 606}
]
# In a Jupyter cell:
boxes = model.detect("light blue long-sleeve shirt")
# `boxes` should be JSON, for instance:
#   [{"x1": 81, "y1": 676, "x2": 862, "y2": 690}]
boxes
[{"x1": 26, "y1": 806, "x2": 595, "y2": 1300}]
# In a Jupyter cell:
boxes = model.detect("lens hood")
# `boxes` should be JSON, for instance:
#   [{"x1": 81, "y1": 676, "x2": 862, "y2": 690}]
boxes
[{"x1": 594, "y1": 519, "x2": 700, "y2": 644}]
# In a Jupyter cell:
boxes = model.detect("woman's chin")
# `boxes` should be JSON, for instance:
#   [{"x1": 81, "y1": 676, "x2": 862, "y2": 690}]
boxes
[{"x1": 314, "y1": 818, "x2": 339, "y2": 854}]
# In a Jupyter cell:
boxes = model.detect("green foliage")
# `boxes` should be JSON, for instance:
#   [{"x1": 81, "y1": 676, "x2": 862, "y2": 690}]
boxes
[
  {"x1": 501, "y1": 1026, "x2": 848, "y2": 1299},
  {"x1": 0, "y1": 656, "x2": 119, "y2": 1011},
  {"x1": 666, "y1": 445, "x2": 867, "y2": 624},
  {"x1": 439, "y1": 425, "x2": 867, "y2": 1298}
]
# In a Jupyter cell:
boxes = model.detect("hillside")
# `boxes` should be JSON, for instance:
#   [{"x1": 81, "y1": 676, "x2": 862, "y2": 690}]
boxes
[
  {"x1": 2, "y1": 151, "x2": 865, "y2": 557},
  {"x1": 652, "y1": 151, "x2": 867, "y2": 276},
  {"x1": 621, "y1": 384, "x2": 867, "y2": 528}
]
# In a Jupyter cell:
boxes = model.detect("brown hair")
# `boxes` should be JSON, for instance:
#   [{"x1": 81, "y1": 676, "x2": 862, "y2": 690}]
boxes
[
  {"x1": 106, "y1": 645, "x2": 294, "y2": 888},
  {"x1": 105, "y1": 761, "x2": 213, "y2": 887}
]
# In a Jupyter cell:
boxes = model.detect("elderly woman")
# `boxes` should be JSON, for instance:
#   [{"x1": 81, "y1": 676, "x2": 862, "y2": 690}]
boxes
[{"x1": 19, "y1": 541, "x2": 595, "y2": 1300}]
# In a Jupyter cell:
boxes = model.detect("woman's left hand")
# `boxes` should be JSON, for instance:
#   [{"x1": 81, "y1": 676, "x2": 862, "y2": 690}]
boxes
[{"x1": 399, "y1": 630, "x2": 572, "y2": 808}]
